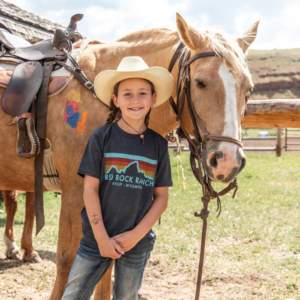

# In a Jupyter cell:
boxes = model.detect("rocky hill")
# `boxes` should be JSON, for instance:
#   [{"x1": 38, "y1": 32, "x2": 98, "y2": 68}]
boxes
[{"x1": 248, "y1": 48, "x2": 300, "y2": 100}]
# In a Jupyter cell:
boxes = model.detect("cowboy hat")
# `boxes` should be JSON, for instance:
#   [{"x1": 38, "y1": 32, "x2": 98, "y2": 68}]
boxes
[{"x1": 94, "y1": 56, "x2": 174, "y2": 107}]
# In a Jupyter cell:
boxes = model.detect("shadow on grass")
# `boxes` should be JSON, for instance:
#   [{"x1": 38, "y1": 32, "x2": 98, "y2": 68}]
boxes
[
  {"x1": 0, "y1": 251, "x2": 56, "y2": 271},
  {"x1": 0, "y1": 258, "x2": 24, "y2": 270},
  {"x1": 38, "y1": 250, "x2": 56, "y2": 262}
]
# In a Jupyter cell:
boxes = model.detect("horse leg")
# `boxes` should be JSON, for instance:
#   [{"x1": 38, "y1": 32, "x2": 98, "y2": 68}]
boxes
[
  {"x1": 21, "y1": 192, "x2": 42, "y2": 263},
  {"x1": 3, "y1": 190, "x2": 22, "y2": 260},
  {"x1": 93, "y1": 262, "x2": 114, "y2": 300},
  {"x1": 50, "y1": 186, "x2": 113, "y2": 300},
  {"x1": 50, "y1": 188, "x2": 85, "y2": 300}
]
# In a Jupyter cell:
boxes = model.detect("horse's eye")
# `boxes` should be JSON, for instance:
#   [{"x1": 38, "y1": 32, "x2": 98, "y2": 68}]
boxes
[{"x1": 195, "y1": 80, "x2": 206, "y2": 89}]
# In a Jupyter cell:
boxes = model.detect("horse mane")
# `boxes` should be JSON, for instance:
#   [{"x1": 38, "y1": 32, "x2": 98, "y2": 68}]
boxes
[
  {"x1": 116, "y1": 28, "x2": 180, "y2": 46},
  {"x1": 199, "y1": 28, "x2": 249, "y2": 73},
  {"x1": 89, "y1": 40, "x2": 106, "y2": 45}
]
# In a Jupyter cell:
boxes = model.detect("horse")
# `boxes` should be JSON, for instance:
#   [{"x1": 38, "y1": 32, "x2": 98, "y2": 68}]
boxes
[
  {"x1": 0, "y1": 13, "x2": 259, "y2": 299},
  {"x1": 1, "y1": 190, "x2": 41, "y2": 263}
]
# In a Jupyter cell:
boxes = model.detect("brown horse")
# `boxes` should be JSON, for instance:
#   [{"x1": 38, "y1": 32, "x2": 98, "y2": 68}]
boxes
[
  {"x1": 2, "y1": 191, "x2": 41, "y2": 263},
  {"x1": 0, "y1": 13, "x2": 258, "y2": 299}
]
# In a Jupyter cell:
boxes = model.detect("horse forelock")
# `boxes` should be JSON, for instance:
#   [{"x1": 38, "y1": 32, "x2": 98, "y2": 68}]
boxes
[{"x1": 199, "y1": 29, "x2": 249, "y2": 75}]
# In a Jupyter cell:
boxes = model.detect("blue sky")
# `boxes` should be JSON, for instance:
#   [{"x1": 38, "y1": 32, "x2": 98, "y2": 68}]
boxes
[{"x1": 8, "y1": 0, "x2": 300, "y2": 49}]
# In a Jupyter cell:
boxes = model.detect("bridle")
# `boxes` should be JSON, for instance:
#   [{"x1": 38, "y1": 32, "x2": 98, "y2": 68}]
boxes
[{"x1": 167, "y1": 42, "x2": 244, "y2": 299}]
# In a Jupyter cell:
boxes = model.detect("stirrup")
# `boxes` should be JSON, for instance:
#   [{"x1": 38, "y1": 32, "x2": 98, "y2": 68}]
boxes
[{"x1": 16, "y1": 118, "x2": 40, "y2": 158}]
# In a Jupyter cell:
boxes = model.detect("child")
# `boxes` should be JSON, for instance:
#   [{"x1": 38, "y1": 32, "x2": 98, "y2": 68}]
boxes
[{"x1": 62, "y1": 56, "x2": 174, "y2": 299}]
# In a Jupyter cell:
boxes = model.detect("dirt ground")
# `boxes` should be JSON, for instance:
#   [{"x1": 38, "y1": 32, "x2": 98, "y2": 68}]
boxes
[
  {"x1": 0, "y1": 249, "x2": 279, "y2": 300},
  {"x1": 0, "y1": 252, "x2": 195, "y2": 300},
  {"x1": 1, "y1": 140, "x2": 299, "y2": 299}
]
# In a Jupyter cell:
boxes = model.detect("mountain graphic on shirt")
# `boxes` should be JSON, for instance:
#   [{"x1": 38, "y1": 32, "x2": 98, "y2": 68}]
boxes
[{"x1": 104, "y1": 153, "x2": 157, "y2": 180}]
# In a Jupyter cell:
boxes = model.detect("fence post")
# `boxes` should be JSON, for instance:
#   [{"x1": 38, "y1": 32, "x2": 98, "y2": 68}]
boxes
[{"x1": 276, "y1": 128, "x2": 282, "y2": 156}]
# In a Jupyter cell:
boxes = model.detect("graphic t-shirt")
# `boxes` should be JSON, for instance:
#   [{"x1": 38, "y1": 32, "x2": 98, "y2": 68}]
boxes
[{"x1": 77, "y1": 122, "x2": 173, "y2": 255}]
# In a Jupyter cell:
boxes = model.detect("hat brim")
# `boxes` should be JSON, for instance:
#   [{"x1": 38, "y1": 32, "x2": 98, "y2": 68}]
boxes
[{"x1": 94, "y1": 67, "x2": 174, "y2": 108}]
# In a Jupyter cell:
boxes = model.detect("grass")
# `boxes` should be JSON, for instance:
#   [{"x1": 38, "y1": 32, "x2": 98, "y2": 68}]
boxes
[
  {"x1": 153, "y1": 152, "x2": 300, "y2": 298},
  {"x1": 0, "y1": 153, "x2": 300, "y2": 298}
]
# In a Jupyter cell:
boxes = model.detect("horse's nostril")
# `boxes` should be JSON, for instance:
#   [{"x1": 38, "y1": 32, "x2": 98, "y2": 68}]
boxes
[
  {"x1": 209, "y1": 151, "x2": 223, "y2": 168},
  {"x1": 210, "y1": 156, "x2": 218, "y2": 168}
]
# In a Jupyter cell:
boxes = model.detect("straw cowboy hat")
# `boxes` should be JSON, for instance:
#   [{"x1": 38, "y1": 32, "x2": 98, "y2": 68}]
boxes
[{"x1": 94, "y1": 56, "x2": 174, "y2": 107}]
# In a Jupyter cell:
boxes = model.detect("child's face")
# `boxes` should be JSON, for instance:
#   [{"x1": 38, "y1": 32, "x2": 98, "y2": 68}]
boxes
[{"x1": 112, "y1": 78, "x2": 156, "y2": 122}]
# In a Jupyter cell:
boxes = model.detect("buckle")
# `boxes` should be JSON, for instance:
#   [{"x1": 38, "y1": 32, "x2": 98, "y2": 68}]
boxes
[
  {"x1": 84, "y1": 81, "x2": 93, "y2": 89},
  {"x1": 13, "y1": 116, "x2": 19, "y2": 124}
]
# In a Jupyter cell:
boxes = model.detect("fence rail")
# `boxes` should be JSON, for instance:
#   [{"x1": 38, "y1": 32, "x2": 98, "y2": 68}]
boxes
[{"x1": 169, "y1": 128, "x2": 300, "y2": 156}]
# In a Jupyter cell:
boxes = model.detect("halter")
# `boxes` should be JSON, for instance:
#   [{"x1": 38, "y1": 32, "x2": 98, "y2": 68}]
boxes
[{"x1": 167, "y1": 42, "x2": 244, "y2": 300}]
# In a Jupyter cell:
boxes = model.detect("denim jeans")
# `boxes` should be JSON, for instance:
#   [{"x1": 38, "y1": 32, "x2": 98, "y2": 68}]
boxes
[{"x1": 62, "y1": 240, "x2": 150, "y2": 300}]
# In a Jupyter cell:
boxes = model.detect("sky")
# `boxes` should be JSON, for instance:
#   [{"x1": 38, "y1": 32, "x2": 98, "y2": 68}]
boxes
[{"x1": 7, "y1": 0, "x2": 300, "y2": 50}]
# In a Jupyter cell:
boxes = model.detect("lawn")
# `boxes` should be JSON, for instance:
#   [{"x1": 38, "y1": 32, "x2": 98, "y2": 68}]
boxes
[{"x1": 0, "y1": 152, "x2": 300, "y2": 299}]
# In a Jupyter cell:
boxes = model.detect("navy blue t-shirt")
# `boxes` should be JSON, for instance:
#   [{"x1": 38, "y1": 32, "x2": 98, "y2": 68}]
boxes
[{"x1": 77, "y1": 122, "x2": 173, "y2": 255}]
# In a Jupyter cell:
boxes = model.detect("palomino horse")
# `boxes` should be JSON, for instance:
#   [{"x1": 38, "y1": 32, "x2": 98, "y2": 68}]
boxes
[
  {"x1": 2, "y1": 191, "x2": 41, "y2": 263},
  {"x1": 0, "y1": 13, "x2": 258, "y2": 299}
]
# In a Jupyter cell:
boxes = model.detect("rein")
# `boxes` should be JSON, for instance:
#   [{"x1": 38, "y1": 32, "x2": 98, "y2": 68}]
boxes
[{"x1": 167, "y1": 42, "x2": 243, "y2": 299}]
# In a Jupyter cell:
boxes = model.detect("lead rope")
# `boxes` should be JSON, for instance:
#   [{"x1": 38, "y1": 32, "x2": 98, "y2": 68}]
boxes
[{"x1": 167, "y1": 42, "x2": 242, "y2": 300}]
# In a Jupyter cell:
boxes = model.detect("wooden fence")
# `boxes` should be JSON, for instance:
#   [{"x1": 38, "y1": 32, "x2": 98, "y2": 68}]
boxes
[{"x1": 169, "y1": 99, "x2": 300, "y2": 156}]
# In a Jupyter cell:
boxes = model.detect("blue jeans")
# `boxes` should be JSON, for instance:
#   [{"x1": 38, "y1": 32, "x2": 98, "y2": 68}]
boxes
[{"x1": 62, "y1": 240, "x2": 150, "y2": 300}]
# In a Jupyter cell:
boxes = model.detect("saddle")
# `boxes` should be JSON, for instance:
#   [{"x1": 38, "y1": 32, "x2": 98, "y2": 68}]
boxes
[
  {"x1": 0, "y1": 14, "x2": 95, "y2": 234},
  {"x1": 1, "y1": 14, "x2": 83, "y2": 158}
]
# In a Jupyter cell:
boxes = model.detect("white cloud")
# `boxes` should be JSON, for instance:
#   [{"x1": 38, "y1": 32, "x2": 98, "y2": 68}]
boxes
[
  {"x1": 235, "y1": 1, "x2": 300, "y2": 49},
  {"x1": 6, "y1": 0, "x2": 300, "y2": 49},
  {"x1": 83, "y1": 0, "x2": 209, "y2": 42}
]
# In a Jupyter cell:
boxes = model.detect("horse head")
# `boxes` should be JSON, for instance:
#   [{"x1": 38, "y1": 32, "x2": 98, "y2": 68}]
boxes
[{"x1": 176, "y1": 13, "x2": 259, "y2": 184}]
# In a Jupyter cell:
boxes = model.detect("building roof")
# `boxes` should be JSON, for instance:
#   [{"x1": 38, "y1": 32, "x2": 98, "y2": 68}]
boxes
[{"x1": 0, "y1": 0, "x2": 64, "y2": 42}]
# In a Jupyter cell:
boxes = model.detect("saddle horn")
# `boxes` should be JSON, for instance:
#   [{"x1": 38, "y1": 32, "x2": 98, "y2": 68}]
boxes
[
  {"x1": 67, "y1": 14, "x2": 83, "y2": 31},
  {"x1": 52, "y1": 14, "x2": 84, "y2": 50},
  {"x1": 66, "y1": 14, "x2": 84, "y2": 43}
]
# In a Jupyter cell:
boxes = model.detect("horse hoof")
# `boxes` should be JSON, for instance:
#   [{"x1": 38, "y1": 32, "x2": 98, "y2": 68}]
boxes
[
  {"x1": 6, "y1": 250, "x2": 22, "y2": 260},
  {"x1": 30, "y1": 255, "x2": 42, "y2": 263},
  {"x1": 23, "y1": 251, "x2": 42, "y2": 263}
]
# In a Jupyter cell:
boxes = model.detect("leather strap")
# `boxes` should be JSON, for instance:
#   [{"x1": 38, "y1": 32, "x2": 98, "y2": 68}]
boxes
[
  {"x1": 6, "y1": 112, "x2": 34, "y2": 126},
  {"x1": 34, "y1": 61, "x2": 54, "y2": 235},
  {"x1": 166, "y1": 44, "x2": 244, "y2": 300},
  {"x1": 183, "y1": 51, "x2": 216, "y2": 66},
  {"x1": 55, "y1": 60, "x2": 110, "y2": 109},
  {"x1": 168, "y1": 42, "x2": 186, "y2": 115}
]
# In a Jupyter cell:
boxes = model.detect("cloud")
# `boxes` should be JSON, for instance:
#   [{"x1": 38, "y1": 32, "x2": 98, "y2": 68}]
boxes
[
  {"x1": 235, "y1": 1, "x2": 300, "y2": 49},
  {"x1": 6, "y1": 0, "x2": 300, "y2": 49},
  {"x1": 84, "y1": 0, "x2": 188, "y2": 41}
]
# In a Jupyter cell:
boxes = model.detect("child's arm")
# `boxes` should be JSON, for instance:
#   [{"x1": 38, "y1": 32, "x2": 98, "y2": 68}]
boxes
[
  {"x1": 111, "y1": 186, "x2": 168, "y2": 252},
  {"x1": 84, "y1": 175, "x2": 124, "y2": 258}
]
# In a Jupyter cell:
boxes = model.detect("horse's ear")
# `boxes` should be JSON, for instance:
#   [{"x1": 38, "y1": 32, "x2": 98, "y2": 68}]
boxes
[
  {"x1": 176, "y1": 13, "x2": 202, "y2": 49},
  {"x1": 237, "y1": 21, "x2": 260, "y2": 53}
]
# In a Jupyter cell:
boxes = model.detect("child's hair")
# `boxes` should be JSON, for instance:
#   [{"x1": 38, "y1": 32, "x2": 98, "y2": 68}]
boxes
[{"x1": 106, "y1": 79, "x2": 156, "y2": 127}]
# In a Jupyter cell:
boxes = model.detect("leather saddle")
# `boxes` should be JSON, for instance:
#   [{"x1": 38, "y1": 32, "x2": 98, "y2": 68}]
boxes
[
  {"x1": 0, "y1": 14, "x2": 96, "y2": 235},
  {"x1": 1, "y1": 13, "x2": 83, "y2": 158}
]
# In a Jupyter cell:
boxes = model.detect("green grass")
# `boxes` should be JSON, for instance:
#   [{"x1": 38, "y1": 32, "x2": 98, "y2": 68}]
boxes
[
  {"x1": 153, "y1": 152, "x2": 300, "y2": 298},
  {"x1": 1, "y1": 153, "x2": 300, "y2": 298}
]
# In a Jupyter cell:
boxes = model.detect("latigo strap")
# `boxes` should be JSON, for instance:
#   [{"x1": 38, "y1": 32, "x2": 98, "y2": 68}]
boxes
[{"x1": 34, "y1": 61, "x2": 55, "y2": 235}]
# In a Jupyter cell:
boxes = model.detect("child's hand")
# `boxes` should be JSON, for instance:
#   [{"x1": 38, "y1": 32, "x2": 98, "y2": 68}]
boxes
[
  {"x1": 111, "y1": 231, "x2": 139, "y2": 252},
  {"x1": 98, "y1": 238, "x2": 124, "y2": 259}
]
